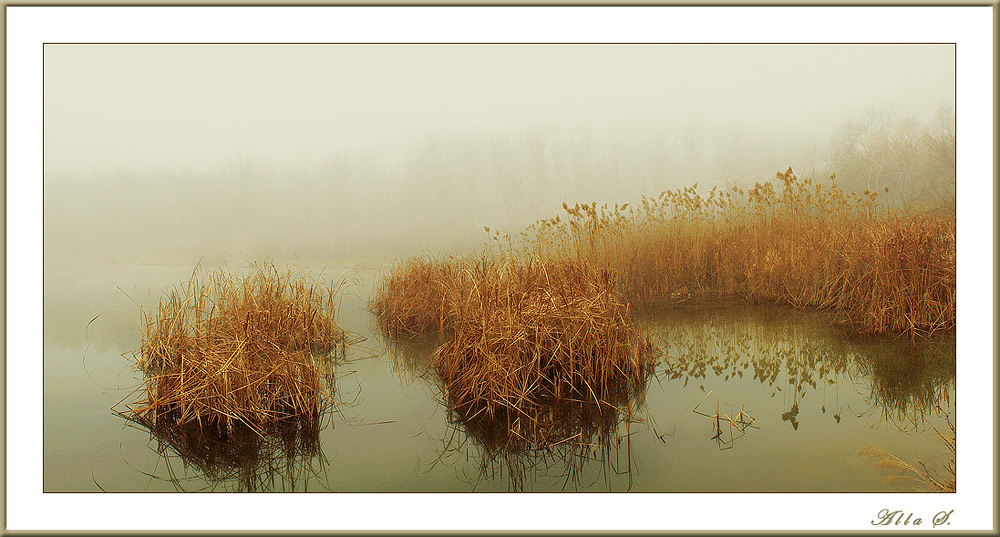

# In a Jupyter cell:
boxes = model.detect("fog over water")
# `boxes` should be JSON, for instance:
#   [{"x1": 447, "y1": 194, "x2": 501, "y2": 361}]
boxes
[
  {"x1": 44, "y1": 44, "x2": 955, "y2": 265},
  {"x1": 41, "y1": 43, "x2": 959, "y2": 494}
]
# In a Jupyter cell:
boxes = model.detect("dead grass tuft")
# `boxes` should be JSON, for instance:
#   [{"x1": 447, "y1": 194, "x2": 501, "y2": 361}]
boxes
[
  {"x1": 123, "y1": 262, "x2": 350, "y2": 437},
  {"x1": 430, "y1": 256, "x2": 654, "y2": 443},
  {"x1": 370, "y1": 256, "x2": 461, "y2": 338}
]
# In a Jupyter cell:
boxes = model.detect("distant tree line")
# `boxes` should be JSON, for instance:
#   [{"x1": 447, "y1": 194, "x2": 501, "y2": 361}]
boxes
[
  {"x1": 44, "y1": 106, "x2": 955, "y2": 266},
  {"x1": 825, "y1": 107, "x2": 955, "y2": 214}
]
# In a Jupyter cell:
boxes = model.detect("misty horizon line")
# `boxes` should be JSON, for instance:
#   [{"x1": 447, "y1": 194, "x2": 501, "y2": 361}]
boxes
[{"x1": 44, "y1": 104, "x2": 953, "y2": 179}]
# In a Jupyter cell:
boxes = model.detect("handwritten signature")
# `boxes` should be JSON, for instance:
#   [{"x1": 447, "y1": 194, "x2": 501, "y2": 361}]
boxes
[{"x1": 872, "y1": 509, "x2": 953, "y2": 528}]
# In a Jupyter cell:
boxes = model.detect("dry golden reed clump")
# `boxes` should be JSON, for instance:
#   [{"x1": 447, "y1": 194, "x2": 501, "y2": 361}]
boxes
[
  {"x1": 370, "y1": 256, "x2": 461, "y2": 338},
  {"x1": 430, "y1": 256, "x2": 654, "y2": 446},
  {"x1": 125, "y1": 262, "x2": 348, "y2": 437}
]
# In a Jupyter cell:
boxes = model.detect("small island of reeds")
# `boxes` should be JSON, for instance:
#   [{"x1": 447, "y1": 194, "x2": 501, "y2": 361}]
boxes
[
  {"x1": 372, "y1": 254, "x2": 656, "y2": 449},
  {"x1": 433, "y1": 257, "x2": 653, "y2": 440},
  {"x1": 122, "y1": 262, "x2": 350, "y2": 438}
]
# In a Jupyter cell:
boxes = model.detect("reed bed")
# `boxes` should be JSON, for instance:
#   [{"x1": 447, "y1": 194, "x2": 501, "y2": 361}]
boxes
[
  {"x1": 124, "y1": 262, "x2": 349, "y2": 437},
  {"x1": 370, "y1": 167, "x2": 952, "y2": 462},
  {"x1": 522, "y1": 168, "x2": 955, "y2": 338},
  {"x1": 370, "y1": 256, "x2": 462, "y2": 338},
  {"x1": 371, "y1": 255, "x2": 653, "y2": 446},
  {"x1": 430, "y1": 256, "x2": 654, "y2": 446},
  {"x1": 830, "y1": 217, "x2": 955, "y2": 335}
]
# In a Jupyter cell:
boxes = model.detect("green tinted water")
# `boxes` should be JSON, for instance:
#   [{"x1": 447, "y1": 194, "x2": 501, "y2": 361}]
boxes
[{"x1": 44, "y1": 262, "x2": 955, "y2": 492}]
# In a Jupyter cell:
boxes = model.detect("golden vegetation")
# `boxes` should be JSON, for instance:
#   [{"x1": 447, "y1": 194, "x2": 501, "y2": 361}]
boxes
[
  {"x1": 371, "y1": 255, "x2": 655, "y2": 451},
  {"x1": 370, "y1": 167, "x2": 954, "y2": 480},
  {"x1": 522, "y1": 168, "x2": 955, "y2": 338},
  {"x1": 431, "y1": 257, "x2": 653, "y2": 443},
  {"x1": 123, "y1": 262, "x2": 350, "y2": 437},
  {"x1": 374, "y1": 169, "x2": 955, "y2": 346},
  {"x1": 106, "y1": 160, "x2": 954, "y2": 489},
  {"x1": 370, "y1": 257, "x2": 460, "y2": 338},
  {"x1": 382, "y1": 330, "x2": 645, "y2": 491}
]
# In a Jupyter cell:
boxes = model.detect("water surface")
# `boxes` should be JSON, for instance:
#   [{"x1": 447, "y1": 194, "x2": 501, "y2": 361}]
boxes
[{"x1": 43, "y1": 261, "x2": 955, "y2": 492}]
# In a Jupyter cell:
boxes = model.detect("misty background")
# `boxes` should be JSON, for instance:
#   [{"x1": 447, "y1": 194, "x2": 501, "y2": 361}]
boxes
[{"x1": 43, "y1": 44, "x2": 956, "y2": 266}]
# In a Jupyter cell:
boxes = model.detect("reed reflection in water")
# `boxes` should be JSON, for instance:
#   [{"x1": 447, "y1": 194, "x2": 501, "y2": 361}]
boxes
[
  {"x1": 114, "y1": 344, "x2": 352, "y2": 492},
  {"x1": 117, "y1": 409, "x2": 330, "y2": 492},
  {"x1": 646, "y1": 301, "x2": 955, "y2": 431},
  {"x1": 387, "y1": 336, "x2": 650, "y2": 492}
]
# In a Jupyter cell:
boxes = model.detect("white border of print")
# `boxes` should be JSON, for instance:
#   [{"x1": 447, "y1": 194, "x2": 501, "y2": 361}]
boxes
[{"x1": 6, "y1": 5, "x2": 994, "y2": 532}]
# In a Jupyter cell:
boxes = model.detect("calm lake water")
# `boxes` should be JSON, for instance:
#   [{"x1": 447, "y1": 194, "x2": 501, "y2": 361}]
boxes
[{"x1": 43, "y1": 260, "x2": 955, "y2": 492}]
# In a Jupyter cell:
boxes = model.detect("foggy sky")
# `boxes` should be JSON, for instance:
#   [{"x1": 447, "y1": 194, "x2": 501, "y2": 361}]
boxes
[{"x1": 44, "y1": 44, "x2": 954, "y2": 173}]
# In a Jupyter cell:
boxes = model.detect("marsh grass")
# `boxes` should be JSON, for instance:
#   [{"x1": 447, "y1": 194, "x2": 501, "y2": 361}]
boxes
[
  {"x1": 372, "y1": 255, "x2": 655, "y2": 456},
  {"x1": 369, "y1": 167, "x2": 954, "y2": 489},
  {"x1": 430, "y1": 256, "x2": 654, "y2": 432},
  {"x1": 374, "y1": 169, "x2": 955, "y2": 343},
  {"x1": 370, "y1": 256, "x2": 461, "y2": 338},
  {"x1": 123, "y1": 262, "x2": 351, "y2": 437},
  {"x1": 523, "y1": 168, "x2": 955, "y2": 338}
]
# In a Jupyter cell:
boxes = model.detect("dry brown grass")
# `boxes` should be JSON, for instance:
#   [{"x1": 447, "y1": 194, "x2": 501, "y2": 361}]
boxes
[
  {"x1": 828, "y1": 217, "x2": 955, "y2": 335},
  {"x1": 370, "y1": 256, "x2": 461, "y2": 338},
  {"x1": 522, "y1": 168, "x2": 955, "y2": 338},
  {"x1": 123, "y1": 262, "x2": 349, "y2": 437},
  {"x1": 369, "y1": 167, "x2": 953, "y2": 462},
  {"x1": 371, "y1": 254, "x2": 654, "y2": 448},
  {"x1": 430, "y1": 256, "x2": 654, "y2": 445}
]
